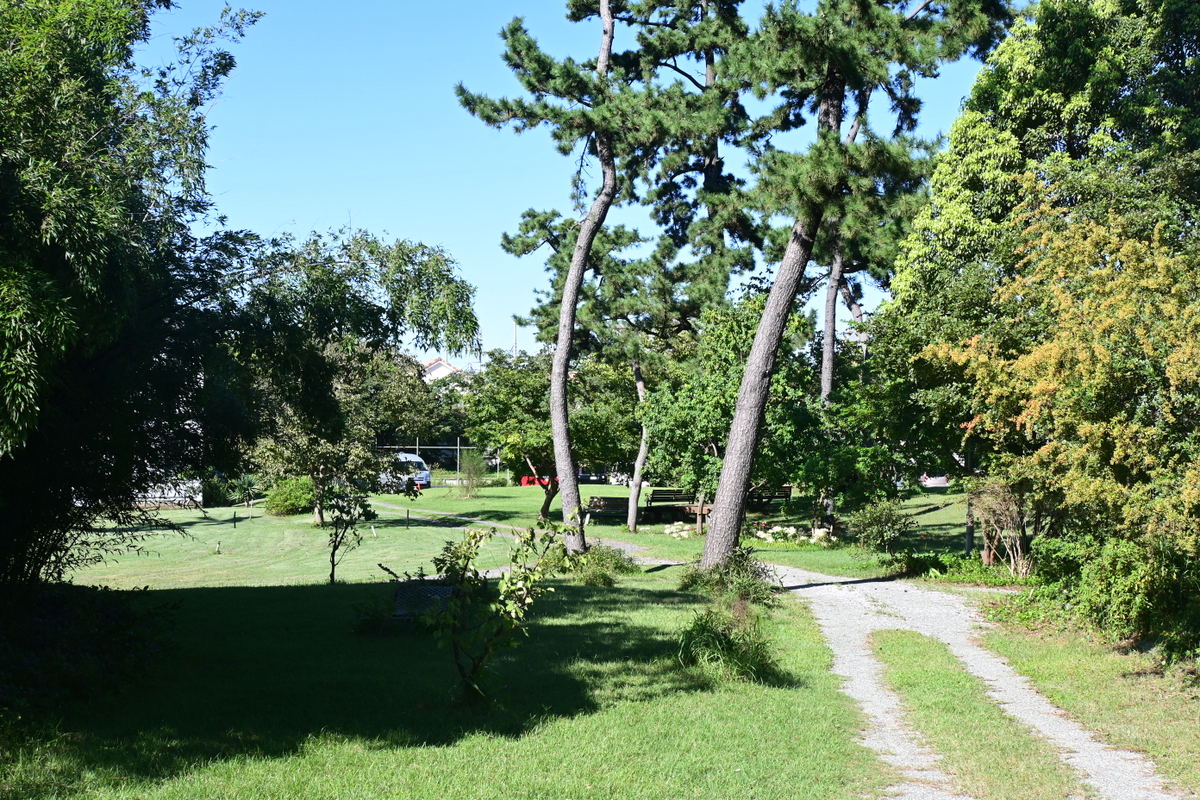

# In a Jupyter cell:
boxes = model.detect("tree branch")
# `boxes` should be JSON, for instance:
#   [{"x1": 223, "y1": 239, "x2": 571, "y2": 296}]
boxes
[
  {"x1": 657, "y1": 60, "x2": 707, "y2": 93},
  {"x1": 905, "y1": 0, "x2": 936, "y2": 21}
]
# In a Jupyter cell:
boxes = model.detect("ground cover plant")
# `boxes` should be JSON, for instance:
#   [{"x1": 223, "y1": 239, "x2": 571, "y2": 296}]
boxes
[{"x1": 2, "y1": 568, "x2": 889, "y2": 800}]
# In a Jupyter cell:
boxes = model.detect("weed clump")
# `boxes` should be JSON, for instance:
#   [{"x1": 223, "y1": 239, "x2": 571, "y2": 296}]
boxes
[
  {"x1": 545, "y1": 543, "x2": 640, "y2": 587},
  {"x1": 679, "y1": 546, "x2": 779, "y2": 606},
  {"x1": 676, "y1": 547, "x2": 783, "y2": 682}
]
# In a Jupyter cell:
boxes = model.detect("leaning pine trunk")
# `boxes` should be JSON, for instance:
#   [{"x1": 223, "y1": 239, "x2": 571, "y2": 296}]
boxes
[
  {"x1": 701, "y1": 79, "x2": 844, "y2": 568},
  {"x1": 700, "y1": 212, "x2": 825, "y2": 566},
  {"x1": 626, "y1": 361, "x2": 650, "y2": 532},
  {"x1": 550, "y1": 0, "x2": 618, "y2": 553}
]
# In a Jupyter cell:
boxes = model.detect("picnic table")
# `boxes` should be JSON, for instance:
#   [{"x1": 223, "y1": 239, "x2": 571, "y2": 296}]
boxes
[{"x1": 683, "y1": 502, "x2": 713, "y2": 535}]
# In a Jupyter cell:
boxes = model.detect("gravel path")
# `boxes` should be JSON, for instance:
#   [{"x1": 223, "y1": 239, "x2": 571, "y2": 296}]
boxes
[
  {"x1": 372, "y1": 502, "x2": 1183, "y2": 800},
  {"x1": 773, "y1": 564, "x2": 1184, "y2": 800}
]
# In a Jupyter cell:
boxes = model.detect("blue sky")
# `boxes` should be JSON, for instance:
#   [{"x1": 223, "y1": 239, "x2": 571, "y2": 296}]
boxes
[{"x1": 143, "y1": 2, "x2": 986, "y2": 363}]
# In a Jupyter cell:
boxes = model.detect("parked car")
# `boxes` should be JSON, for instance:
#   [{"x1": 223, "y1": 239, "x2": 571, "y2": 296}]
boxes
[{"x1": 384, "y1": 452, "x2": 431, "y2": 490}]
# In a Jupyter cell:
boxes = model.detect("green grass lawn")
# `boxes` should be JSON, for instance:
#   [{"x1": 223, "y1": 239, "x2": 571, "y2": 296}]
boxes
[
  {"x1": 377, "y1": 484, "x2": 971, "y2": 580},
  {"x1": 73, "y1": 505, "x2": 514, "y2": 589},
  {"x1": 873, "y1": 630, "x2": 1083, "y2": 800},
  {"x1": 4, "y1": 569, "x2": 890, "y2": 800}
]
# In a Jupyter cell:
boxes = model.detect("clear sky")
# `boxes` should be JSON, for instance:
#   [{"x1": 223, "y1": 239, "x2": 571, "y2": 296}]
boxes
[{"x1": 142, "y1": 2, "x2": 985, "y2": 364}]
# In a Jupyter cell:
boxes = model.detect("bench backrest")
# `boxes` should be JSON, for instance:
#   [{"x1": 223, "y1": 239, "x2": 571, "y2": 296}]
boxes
[
  {"x1": 587, "y1": 495, "x2": 629, "y2": 509},
  {"x1": 647, "y1": 489, "x2": 696, "y2": 505}
]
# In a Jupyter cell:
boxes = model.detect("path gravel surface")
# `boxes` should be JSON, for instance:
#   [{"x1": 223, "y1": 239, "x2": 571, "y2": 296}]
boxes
[
  {"x1": 774, "y1": 564, "x2": 1185, "y2": 800},
  {"x1": 372, "y1": 501, "x2": 1186, "y2": 800}
]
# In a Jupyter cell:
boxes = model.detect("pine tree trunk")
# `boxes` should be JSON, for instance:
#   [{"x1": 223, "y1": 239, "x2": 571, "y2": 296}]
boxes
[
  {"x1": 626, "y1": 361, "x2": 649, "y2": 532},
  {"x1": 550, "y1": 0, "x2": 617, "y2": 553},
  {"x1": 700, "y1": 214, "x2": 824, "y2": 566},
  {"x1": 701, "y1": 75, "x2": 844, "y2": 568},
  {"x1": 820, "y1": 247, "x2": 845, "y2": 402}
]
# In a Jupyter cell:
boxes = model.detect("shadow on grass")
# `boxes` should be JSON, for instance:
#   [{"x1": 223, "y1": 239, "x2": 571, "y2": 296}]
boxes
[
  {"x1": 375, "y1": 504, "x2": 543, "y2": 528},
  {"x1": 5, "y1": 580, "x2": 713, "y2": 799}
]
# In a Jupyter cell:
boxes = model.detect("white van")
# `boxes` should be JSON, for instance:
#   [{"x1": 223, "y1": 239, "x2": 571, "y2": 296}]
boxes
[{"x1": 387, "y1": 452, "x2": 431, "y2": 490}]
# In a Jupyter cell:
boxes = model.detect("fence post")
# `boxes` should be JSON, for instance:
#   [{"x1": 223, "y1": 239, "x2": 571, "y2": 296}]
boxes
[{"x1": 456, "y1": 436, "x2": 461, "y2": 475}]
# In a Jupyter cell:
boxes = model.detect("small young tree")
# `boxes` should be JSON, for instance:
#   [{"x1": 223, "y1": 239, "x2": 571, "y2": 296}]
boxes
[
  {"x1": 324, "y1": 484, "x2": 374, "y2": 584},
  {"x1": 457, "y1": 449, "x2": 489, "y2": 499},
  {"x1": 427, "y1": 527, "x2": 564, "y2": 701}
]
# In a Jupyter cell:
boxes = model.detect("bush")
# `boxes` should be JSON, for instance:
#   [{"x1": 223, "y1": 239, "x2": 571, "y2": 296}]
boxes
[
  {"x1": 478, "y1": 476, "x2": 508, "y2": 488},
  {"x1": 846, "y1": 500, "x2": 915, "y2": 553},
  {"x1": 679, "y1": 547, "x2": 779, "y2": 607},
  {"x1": 544, "y1": 543, "x2": 640, "y2": 587},
  {"x1": 265, "y1": 476, "x2": 315, "y2": 516},
  {"x1": 676, "y1": 602, "x2": 781, "y2": 683},
  {"x1": 200, "y1": 473, "x2": 233, "y2": 507}
]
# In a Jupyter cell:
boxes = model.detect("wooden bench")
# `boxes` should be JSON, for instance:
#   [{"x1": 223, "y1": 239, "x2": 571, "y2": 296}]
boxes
[
  {"x1": 641, "y1": 488, "x2": 697, "y2": 522},
  {"x1": 747, "y1": 487, "x2": 791, "y2": 511},
  {"x1": 646, "y1": 488, "x2": 696, "y2": 506},
  {"x1": 584, "y1": 495, "x2": 630, "y2": 525}
]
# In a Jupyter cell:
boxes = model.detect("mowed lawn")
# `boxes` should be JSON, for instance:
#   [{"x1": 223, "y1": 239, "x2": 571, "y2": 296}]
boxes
[
  {"x1": 73, "y1": 505, "x2": 515, "y2": 589},
  {"x1": 377, "y1": 484, "x2": 971, "y2": 576},
  {"x1": 7, "y1": 568, "x2": 890, "y2": 800}
]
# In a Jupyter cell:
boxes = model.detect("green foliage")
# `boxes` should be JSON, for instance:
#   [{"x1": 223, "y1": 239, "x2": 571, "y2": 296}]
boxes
[
  {"x1": 264, "y1": 477, "x2": 315, "y2": 517},
  {"x1": 463, "y1": 350, "x2": 638, "y2": 489},
  {"x1": 0, "y1": 2, "x2": 261, "y2": 584},
  {"x1": 456, "y1": 450, "x2": 489, "y2": 499},
  {"x1": 676, "y1": 603, "x2": 781, "y2": 684},
  {"x1": 870, "y1": 0, "x2": 1200, "y2": 656},
  {"x1": 548, "y1": 543, "x2": 640, "y2": 588},
  {"x1": 201, "y1": 474, "x2": 235, "y2": 508},
  {"x1": 679, "y1": 546, "x2": 779, "y2": 607},
  {"x1": 846, "y1": 500, "x2": 915, "y2": 554},
  {"x1": 426, "y1": 528, "x2": 563, "y2": 701},
  {"x1": 644, "y1": 297, "x2": 815, "y2": 496}
]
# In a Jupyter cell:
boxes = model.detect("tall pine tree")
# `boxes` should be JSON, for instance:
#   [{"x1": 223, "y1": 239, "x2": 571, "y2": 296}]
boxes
[{"x1": 700, "y1": 0, "x2": 1010, "y2": 566}]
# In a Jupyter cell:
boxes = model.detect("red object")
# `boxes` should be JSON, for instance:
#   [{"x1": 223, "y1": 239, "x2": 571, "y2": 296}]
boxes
[{"x1": 519, "y1": 475, "x2": 558, "y2": 487}]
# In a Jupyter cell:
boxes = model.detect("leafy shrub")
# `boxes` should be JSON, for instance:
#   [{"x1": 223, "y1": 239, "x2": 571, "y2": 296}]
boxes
[
  {"x1": 478, "y1": 476, "x2": 509, "y2": 488},
  {"x1": 427, "y1": 528, "x2": 562, "y2": 701},
  {"x1": 1027, "y1": 532, "x2": 1200, "y2": 659},
  {"x1": 200, "y1": 473, "x2": 233, "y2": 507},
  {"x1": 543, "y1": 543, "x2": 639, "y2": 587},
  {"x1": 679, "y1": 547, "x2": 779, "y2": 607},
  {"x1": 676, "y1": 602, "x2": 781, "y2": 683},
  {"x1": 847, "y1": 500, "x2": 915, "y2": 553},
  {"x1": 264, "y1": 476, "x2": 315, "y2": 516}
]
